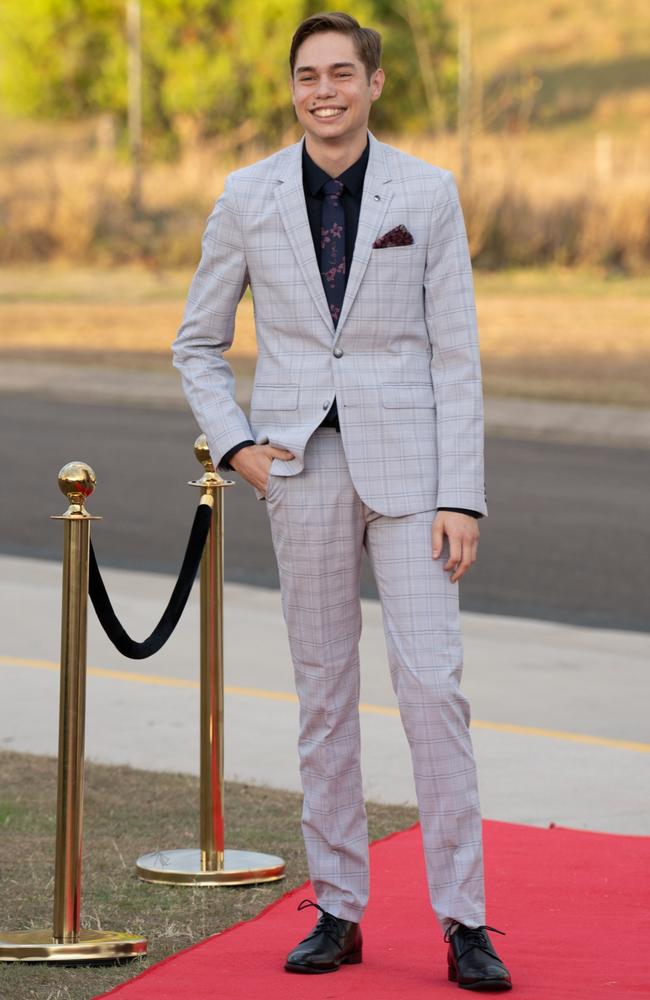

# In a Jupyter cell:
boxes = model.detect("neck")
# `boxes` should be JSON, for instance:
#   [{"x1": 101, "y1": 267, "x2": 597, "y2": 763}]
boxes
[{"x1": 304, "y1": 128, "x2": 368, "y2": 178}]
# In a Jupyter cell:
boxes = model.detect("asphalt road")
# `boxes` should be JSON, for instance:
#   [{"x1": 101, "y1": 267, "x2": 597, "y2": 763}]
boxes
[{"x1": 2, "y1": 392, "x2": 649, "y2": 632}]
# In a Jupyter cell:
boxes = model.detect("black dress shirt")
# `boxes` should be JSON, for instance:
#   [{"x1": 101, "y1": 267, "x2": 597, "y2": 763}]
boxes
[
  {"x1": 302, "y1": 138, "x2": 368, "y2": 430},
  {"x1": 219, "y1": 141, "x2": 482, "y2": 519}
]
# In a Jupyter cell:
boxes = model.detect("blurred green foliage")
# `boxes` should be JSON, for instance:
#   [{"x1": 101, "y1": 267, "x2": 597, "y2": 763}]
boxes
[{"x1": 0, "y1": 0, "x2": 456, "y2": 154}]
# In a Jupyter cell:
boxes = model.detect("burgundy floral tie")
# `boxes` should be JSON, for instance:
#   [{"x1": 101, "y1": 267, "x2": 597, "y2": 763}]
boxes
[{"x1": 320, "y1": 178, "x2": 346, "y2": 327}]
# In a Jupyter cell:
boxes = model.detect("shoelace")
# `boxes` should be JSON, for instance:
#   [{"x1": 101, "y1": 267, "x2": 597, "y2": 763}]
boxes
[
  {"x1": 444, "y1": 922, "x2": 506, "y2": 960},
  {"x1": 297, "y1": 898, "x2": 347, "y2": 948}
]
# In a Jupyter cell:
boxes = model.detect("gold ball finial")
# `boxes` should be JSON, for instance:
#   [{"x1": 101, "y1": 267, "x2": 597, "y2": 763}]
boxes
[
  {"x1": 189, "y1": 434, "x2": 231, "y2": 492},
  {"x1": 57, "y1": 461, "x2": 96, "y2": 512},
  {"x1": 193, "y1": 434, "x2": 215, "y2": 475}
]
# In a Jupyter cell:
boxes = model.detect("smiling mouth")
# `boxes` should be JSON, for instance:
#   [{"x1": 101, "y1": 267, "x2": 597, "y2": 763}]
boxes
[{"x1": 310, "y1": 107, "x2": 346, "y2": 119}]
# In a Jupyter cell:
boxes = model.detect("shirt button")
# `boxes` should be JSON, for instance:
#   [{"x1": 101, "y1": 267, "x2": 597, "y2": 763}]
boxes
[
  {"x1": 333, "y1": 347, "x2": 344, "y2": 358},
  {"x1": 322, "y1": 400, "x2": 330, "y2": 409}
]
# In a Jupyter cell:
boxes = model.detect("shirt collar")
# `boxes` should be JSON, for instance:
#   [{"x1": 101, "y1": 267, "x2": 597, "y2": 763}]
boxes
[{"x1": 302, "y1": 136, "x2": 370, "y2": 197}]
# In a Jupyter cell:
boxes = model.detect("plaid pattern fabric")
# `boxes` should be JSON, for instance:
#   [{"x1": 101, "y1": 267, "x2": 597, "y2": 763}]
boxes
[
  {"x1": 172, "y1": 130, "x2": 487, "y2": 517},
  {"x1": 264, "y1": 427, "x2": 486, "y2": 932}
]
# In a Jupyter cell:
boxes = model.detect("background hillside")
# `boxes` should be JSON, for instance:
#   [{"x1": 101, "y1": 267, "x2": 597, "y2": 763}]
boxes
[
  {"x1": 0, "y1": 0, "x2": 648, "y2": 271},
  {"x1": 472, "y1": 0, "x2": 650, "y2": 136}
]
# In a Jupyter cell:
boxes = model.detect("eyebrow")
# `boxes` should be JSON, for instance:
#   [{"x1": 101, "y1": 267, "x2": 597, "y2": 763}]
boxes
[{"x1": 295, "y1": 62, "x2": 357, "y2": 74}]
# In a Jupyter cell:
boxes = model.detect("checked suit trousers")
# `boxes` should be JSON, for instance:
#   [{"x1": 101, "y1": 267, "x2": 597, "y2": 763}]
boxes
[{"x1": 263, "y1": 426, "x2": 486, "y2": 935}]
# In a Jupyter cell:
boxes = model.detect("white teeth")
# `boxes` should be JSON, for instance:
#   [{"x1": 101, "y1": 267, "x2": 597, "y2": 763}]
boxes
[{"x1": 313, "y1": 108, "x2": 344, "y2": 118}]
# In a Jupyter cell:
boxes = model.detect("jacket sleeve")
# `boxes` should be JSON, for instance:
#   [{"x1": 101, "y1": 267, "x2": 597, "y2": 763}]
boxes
[
  {"x1": 424, "y1": 169, "x2": 488, "y2": 516},
  {"x1": 171, "y1": 174, "x2": 255, "y2": 468}
]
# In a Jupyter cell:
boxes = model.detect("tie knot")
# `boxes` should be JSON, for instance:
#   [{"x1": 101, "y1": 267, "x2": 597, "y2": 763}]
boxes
[{"x1": 323, "y1": 178, "x2": 344, "y2": 201}]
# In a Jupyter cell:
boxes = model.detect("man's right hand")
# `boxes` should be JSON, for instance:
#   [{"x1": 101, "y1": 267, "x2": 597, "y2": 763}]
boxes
[{"x1": 230, "y1": 444, "x2": 295, "y2": 493}]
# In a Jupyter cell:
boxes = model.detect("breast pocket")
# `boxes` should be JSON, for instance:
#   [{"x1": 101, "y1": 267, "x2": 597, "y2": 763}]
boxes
[{"x1": 366, "y1": 244, "x2": 424, "y2": 285}]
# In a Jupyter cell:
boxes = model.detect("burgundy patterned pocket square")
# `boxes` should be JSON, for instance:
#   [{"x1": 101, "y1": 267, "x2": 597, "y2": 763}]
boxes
[{"x1": 372, "y1": 224, "x2": 414, "y2": 249}]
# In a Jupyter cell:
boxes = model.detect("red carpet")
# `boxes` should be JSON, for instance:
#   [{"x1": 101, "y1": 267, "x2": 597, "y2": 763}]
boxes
[{"x1": 96, "y1": 820, "x2": 650, "y2": 999}]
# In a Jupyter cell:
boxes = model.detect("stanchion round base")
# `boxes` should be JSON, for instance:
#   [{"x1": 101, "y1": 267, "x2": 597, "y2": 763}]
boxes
[
  {"x1": 136, "y1": 848, "x2": 285, "y2": 886},
  {"x1": 0, "y1": 928, "x2": 148, "y2": 962}
]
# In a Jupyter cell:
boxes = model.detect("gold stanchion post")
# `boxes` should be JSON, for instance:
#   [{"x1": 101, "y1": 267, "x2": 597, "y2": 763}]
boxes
[
  {"x1": 0, "y1": 462, "x2": 148, "y2": 961},
  {"x1": 136, "y1": 436, "x2": 285, "y2": 886}
]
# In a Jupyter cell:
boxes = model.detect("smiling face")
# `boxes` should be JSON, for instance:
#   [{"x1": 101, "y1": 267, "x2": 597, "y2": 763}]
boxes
[{"x1": 290, "y1": 31, "x2": 384, "y2": 153}]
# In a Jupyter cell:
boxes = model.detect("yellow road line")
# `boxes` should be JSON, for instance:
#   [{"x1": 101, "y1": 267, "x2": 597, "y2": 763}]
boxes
[{"x1": 2, "y1": 655, "x2": 648, "y2": 754}]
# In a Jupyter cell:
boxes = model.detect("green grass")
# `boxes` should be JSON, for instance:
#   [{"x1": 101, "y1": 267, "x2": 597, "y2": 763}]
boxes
[{"x1": 0, "y1": 751, "x2": 418, "y2": 1000}]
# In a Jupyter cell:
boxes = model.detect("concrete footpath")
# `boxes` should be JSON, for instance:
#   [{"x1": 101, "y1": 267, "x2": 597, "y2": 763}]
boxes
[{"x1": 1, "y1": 554, "x2": 648, "y2": 836}]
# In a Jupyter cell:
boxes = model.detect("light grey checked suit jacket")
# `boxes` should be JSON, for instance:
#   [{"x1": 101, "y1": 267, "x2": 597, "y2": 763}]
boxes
[{"x1": 172, "y1": 130, "x2": 487, "y2": 518}]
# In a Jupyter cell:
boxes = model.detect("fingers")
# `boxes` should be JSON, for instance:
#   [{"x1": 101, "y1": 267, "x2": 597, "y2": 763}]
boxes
[
  {"x1": 231, "y1": 444, "x2": 294, "y2": 492},
  {"x1": 432, "y1": 521, "x2": 445, "y2": 560},
  {"x1": 257, "y1": 445, "x2": 294, "y2": 493},
  {"x1": 268, "y1": 446, "x2": 295, "y2": 459},
  {"x1": 448, "y1": 533, "x2": 479, "y2": 583},
  {"x1": 432, "y1": 513, "x2": 479, "y2": 583},
  {"x1": 444, "y1": 535, "x2": 462, "y2": 573},
  {"x1": 231, "y1": 445, "x2": 272, "y2": 491}
]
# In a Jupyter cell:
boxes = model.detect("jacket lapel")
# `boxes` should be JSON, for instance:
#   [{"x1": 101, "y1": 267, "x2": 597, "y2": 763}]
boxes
[
  {"x1": 335, "y1": 132, "x2": 392, "y2": 339},
  {"x1": 274, "y1": 141, "x2": 335, "y2": 335},
  {"x1": 273, "y1": 131, "x2": 393, "y2": 340}
]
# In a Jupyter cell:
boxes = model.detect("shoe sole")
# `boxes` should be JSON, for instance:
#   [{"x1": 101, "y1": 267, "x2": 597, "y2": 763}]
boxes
[
  {"x1": 284, "y1": 952, "x2": 362, "y2": 974},
  {"x1": 449, "y1": 964, "x2": 512, "y2": 991}
]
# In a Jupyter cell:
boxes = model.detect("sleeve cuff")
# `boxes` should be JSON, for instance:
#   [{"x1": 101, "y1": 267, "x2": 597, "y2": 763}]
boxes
[{"x1": 437, "y1": 507, "x2": 482, "y2": 519}]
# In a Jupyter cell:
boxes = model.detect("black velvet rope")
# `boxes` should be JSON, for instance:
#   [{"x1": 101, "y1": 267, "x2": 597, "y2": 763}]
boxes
[{"x1": 88, "y1": 501, "x2": 212, "y2": 659}]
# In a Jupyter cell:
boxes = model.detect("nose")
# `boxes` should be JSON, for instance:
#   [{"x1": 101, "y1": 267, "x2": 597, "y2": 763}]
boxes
[{"x1": 314, "y1": 74, "x2": 336, "y2": 99}]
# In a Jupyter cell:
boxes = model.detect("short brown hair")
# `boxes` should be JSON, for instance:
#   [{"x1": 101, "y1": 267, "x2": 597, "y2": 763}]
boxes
[{"x1": 290, "y1": 12, "x2": 382, "y2": 82}]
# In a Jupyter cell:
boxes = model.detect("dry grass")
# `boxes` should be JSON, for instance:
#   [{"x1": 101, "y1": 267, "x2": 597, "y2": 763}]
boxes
[
  {"x1": 475, "y1": 280, "x2": 650, "y2": 405},
  {"x1": 0, "y1": 265, "x2": 648, "y2": 406},
  {"x1": 0, "y1": 750, "x2": 418, "y2": 1000},
  {"x1": 1, "y1": 118, "x2": 649, "y2": 273},
  {"x1": 468, "y1": 0, "x2": 650, "y2": 75},
  {"x1": 393, "y1": 130, "x2": 650, "y2": 273},
  {"x1": 0, "y1": 301, "x2": 193, "y2": 353}
]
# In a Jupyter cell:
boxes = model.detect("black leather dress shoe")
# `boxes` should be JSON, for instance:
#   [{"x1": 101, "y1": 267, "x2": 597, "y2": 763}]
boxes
[
  {"x1": 445, "y1": 922, "x2": 512, "y2": 991},
  {"x1": 284, "y1": 899, "x2": 362, "y2": 974}
]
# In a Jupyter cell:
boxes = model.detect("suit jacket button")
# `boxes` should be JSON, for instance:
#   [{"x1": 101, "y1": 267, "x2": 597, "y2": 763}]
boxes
[{"x1": 333, "y1": 347, "x2": 343, "y2": 358}]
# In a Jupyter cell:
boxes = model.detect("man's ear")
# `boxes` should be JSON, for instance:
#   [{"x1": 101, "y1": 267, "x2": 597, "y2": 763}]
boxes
[{"x1": 370, "y1": 67, "x2": 385, "y2": 102}]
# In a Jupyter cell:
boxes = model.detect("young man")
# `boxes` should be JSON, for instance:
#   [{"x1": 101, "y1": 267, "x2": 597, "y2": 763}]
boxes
[{"x1": 173, "y1": 11, "x2": 512, "y2": 992}]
